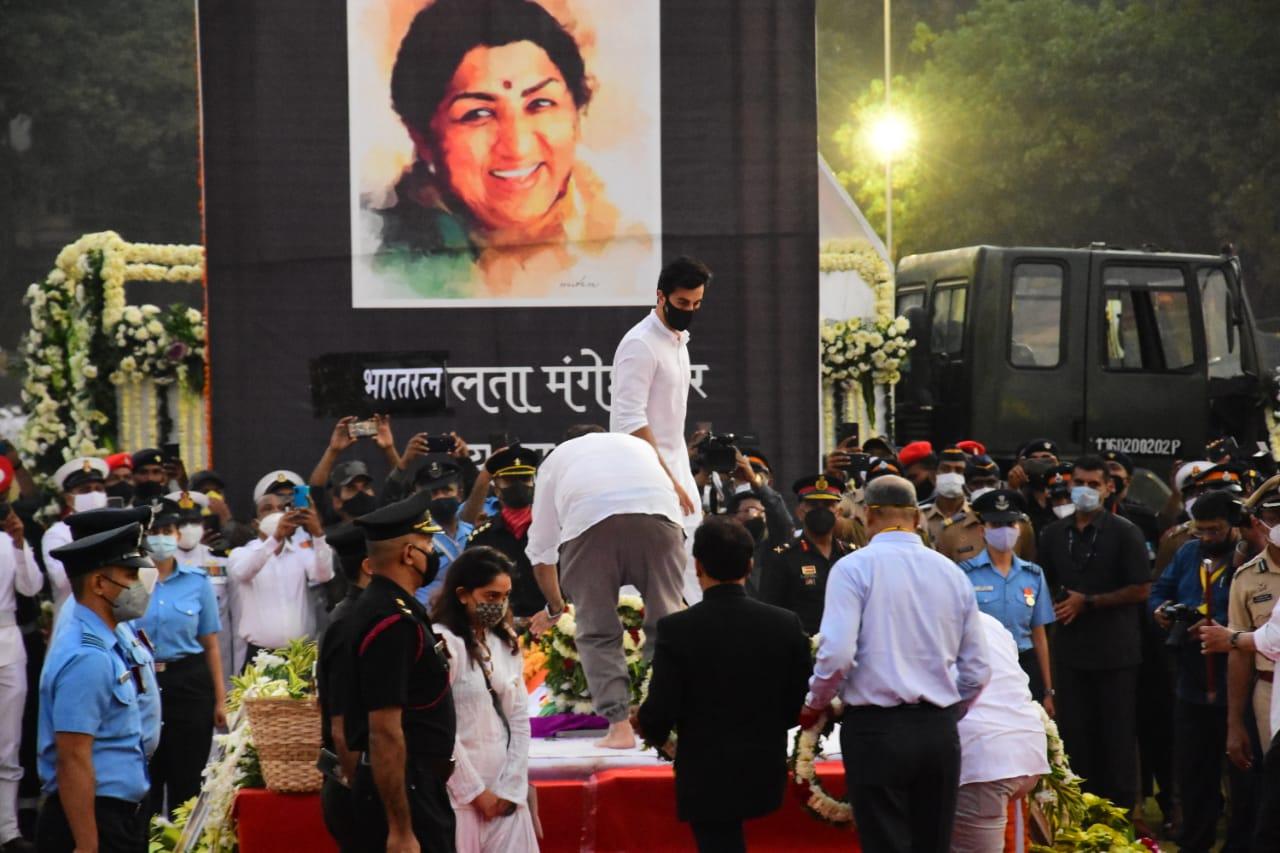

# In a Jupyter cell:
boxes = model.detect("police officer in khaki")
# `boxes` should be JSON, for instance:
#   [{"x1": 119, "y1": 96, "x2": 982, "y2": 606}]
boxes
[
  {"x1": 920, "y1": 447, "x2": 970, "y2": 545},
  {"x1": 1226, "y1": 475, "x2": 1280, "y2": 770},
  {"x1": 936, "y1": 455, "x2": 1035, "y2": 564}
]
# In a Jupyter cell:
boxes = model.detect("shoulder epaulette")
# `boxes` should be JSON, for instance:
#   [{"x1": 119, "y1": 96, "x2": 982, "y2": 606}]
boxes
[
  {"x1": 772, "y1": 542, "x2": 791, "y2": 554},
  {"x1": 79, "y1": 632, "x2": 108, "y2": 651},
  {"x1": 1022, "y1": 561, "x2": 1044, "y2": 575},
  {"x1": 1234, "y1": 551, "x2": 1268, "y2": 578},
  {"x1": 468, "y1": 522, "x2": 492, "y2": 541}
]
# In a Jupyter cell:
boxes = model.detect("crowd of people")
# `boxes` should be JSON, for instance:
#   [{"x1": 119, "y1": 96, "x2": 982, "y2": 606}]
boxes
[{"x1": 3, "y1": 255, "x2": 1280, "y2": 852}]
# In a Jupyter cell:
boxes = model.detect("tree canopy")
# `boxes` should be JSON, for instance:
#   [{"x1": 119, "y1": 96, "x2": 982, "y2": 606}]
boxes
[{"x1": 822, "y1": 0, "x2": 1280, "y2": 314}]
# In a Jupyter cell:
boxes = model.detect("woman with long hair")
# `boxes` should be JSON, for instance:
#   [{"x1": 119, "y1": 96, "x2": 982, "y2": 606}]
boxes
[{"x1": 430, "y1": 546, "x2": 539, "y2": 851}]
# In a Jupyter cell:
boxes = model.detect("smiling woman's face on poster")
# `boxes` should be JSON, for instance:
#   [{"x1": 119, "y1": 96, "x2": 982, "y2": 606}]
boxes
[{"x1": 348, "y1": 0, "x2": 662, "y2": 307}]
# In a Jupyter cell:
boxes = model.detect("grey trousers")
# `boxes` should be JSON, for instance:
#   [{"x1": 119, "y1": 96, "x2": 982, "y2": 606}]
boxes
[
  {"x1": 950, "y1": 775, "x2": 1040, "y2": 853},
  {"x1": 560, "y1": 513, "x2": 686, "y2": 723}
]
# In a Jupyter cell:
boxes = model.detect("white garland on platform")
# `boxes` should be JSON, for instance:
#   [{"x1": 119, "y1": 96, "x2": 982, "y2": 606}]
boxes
[{"x1": 538, "y1": 595, "x2": 647, "y2": 715}]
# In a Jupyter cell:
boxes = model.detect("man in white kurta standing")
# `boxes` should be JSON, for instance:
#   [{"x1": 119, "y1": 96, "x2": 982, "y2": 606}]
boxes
[{"x1": 610, "y1": 257, "x2": 709, "y2": 604}]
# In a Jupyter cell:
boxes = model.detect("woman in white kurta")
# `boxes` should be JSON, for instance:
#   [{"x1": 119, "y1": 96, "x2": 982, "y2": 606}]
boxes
[{"x1": 431, "y1": 546, "x2": 539, "y2": 852}]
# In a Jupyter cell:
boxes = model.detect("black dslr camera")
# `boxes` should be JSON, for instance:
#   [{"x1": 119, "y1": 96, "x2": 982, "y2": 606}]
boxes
[
  {"x1": 695, "y1": 433, "x2": 754, "y2": 475},
  {"x1": 1156, "y1": 602, "x2": 1199, "y2": 647}
]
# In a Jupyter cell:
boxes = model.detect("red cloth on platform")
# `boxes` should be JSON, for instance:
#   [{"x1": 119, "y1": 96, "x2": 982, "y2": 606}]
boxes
[{"x1": 236, "y1": 761, "x2": 861, "y2": 852}]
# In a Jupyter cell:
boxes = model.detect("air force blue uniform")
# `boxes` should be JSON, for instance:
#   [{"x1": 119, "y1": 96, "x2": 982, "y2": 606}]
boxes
[{"x1": 38, "y1": 603, "x2": 150, "y2": 802}]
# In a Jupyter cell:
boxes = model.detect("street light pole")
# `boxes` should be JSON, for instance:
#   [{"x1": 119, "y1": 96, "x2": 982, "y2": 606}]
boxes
[{"x1": 883, "y1": 0, "x2": 893, "y2": 261}]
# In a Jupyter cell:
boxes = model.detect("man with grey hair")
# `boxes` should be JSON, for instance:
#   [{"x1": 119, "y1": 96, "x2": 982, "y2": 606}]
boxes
[{"x1": 801, "y1": 474, "x2": 990, "y2": 853}]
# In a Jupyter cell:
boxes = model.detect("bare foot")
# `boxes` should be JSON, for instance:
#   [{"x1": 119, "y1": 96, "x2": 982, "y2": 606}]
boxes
[{"x1": 594, "y1": 720, "x2": 637, "y2": 749}]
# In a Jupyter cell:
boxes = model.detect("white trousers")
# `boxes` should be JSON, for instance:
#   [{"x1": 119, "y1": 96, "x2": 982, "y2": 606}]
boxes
[
  {"x1": 454, "y1": 802, "x2": 539, "y2": 853},
  {"x1": 680, "y1": 511, "x2": 702, "y2": 605},
  {"x1": 0, "y1": 660, "x2": 27, "y2": 843}
]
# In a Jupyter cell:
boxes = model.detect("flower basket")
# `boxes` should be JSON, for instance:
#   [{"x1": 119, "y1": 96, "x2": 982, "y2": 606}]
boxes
[{"x1": 241, "y1": 697, "x2": 322, "y2": 793}]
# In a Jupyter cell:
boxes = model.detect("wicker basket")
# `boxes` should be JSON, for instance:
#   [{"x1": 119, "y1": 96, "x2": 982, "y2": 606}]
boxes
[{"x1": 243, "y1": 697, "x2": 322, "y2": 793}]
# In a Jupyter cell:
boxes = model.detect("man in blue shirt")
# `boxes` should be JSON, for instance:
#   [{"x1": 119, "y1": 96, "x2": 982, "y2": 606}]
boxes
[
  {"x1": 62, "y1": 507, "x2": 163, "y2": 759},
  {"x1": 410, "y1": 460, "x2": 473, "y2": 608},
  {"x1": 802, "y1": 474, "x2": 990, "y2": 853},
  {"x1": 37, "y1": 522, "x2": 154, "y2": 853},
  {"x1": 1149, "y1": 490, "x2": 1242, "y2": 853},
  {"x1": 959, "y1": 489, "x2": 1056, "y2": 711}
]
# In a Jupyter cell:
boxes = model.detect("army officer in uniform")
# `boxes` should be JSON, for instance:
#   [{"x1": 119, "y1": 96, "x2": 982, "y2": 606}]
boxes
[
  {"x1": 344, "y1": 492, "x2": 456, "y2": 852},
  {"x1": 37, "y1": 522, "x2": 154, "y2": 853},
  {"x1": 467, "y1": 446, "x2": 545, "y2": 621},
  {"x1": 760, "y1": 475, "x2": 853, "y2": 634},
  {"x1": 958, "y1": 490, "x2": 1056, "y2": 709}
]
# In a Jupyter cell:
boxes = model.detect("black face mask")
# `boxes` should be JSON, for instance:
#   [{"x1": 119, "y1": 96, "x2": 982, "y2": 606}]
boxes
[
  {"x1": 106, "y1": 481, "x2": 136, "y2": 504},
  {"x1": 342, "y1": 492, "x2": 377, "y2": 518},
  {"x1": 1201, "y1": 536, "x2": 1236, "y2": 557},
  {"x1": 742, "y1": 516, "x2": 767, "y2": 543},
  {"x1": 412, "y1": 546, "x2": 442, "y2": 588},
  {"x1": 663, "y1": 300, "x2": 696, "y2": 332},
  {"x1": 915, "y1": 480, "x2": 936, "y2": 503},
  {"x1": 133, "y1": 481, "x2": 165, "y2": 504},
  {"x1": 803, "y1": 506, "x2": 837, "y2": 536},
  {"x1": 429, "y1": 496, "x2": 460, "y2": 523},
  {"x1": 499, "y1": 483, "x2": 534, "y2": 509}
]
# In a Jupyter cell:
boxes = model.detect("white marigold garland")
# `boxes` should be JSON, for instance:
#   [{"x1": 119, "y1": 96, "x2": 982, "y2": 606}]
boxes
[
  {"x1": 18, "y1": 231, "x2": 205, "y2": 486},
  {"x1": 538, "y1": 595, "x2": 648, "y2": 715},
  {"x1": 791, "y1": 698, "x2": 853, "y2": 826}
]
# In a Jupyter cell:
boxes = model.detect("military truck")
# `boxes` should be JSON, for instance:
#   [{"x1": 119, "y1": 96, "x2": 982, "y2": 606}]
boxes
[{"x1": 892, "y1": 244, "x2": 1272, "y2": 471}]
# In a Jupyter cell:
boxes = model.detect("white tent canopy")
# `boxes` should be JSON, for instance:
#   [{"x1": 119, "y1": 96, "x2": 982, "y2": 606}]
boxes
[{"x1": 818, "y1": 155, "x2": 890, "y2": 323}]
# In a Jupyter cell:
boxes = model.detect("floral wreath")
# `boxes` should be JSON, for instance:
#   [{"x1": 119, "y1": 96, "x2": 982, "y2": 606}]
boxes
[
  {"x1": 790, "y1": 699, "x2": 853, "y2": 825},
  {"x1": 18, "y1": 231, "x2": 204, "y2": 485},
  {"x1": 538, "y1": 595, "x2": 648, "y2": 715}
]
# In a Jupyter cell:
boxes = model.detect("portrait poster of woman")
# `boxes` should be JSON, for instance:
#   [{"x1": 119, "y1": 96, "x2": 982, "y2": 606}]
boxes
[{"x1": 348, "y1": 0, "x2": 662, "y2": 307}]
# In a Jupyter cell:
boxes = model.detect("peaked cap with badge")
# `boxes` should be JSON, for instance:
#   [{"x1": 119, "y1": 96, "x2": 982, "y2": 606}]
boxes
[
  {"x1": 50, "y1": 522, "x2": 154, "y2": 577},
  {"x1": 53, "y1": 457, "x2": 109, "y2": 492},
  {"x1": 485, "y1": 445, "x2": 541, "y2": 478}
]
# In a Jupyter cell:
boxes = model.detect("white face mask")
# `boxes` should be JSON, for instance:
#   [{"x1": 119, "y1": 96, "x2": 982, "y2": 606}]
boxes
[
  {"x1": 72, "y1": 491, "x2": 108, "y2": 513},
  {"x1": 969, "y1": 487, "x2": 995, "y2": 502},
  {"x1": 935, "y1": 472, "x2": 966, "y2": 499},
  {"x1": 1053, "y1": 503, "x2": 1076, "y2": 519},
  {"x1": 1263, "y1": 521, "x2": 1280, "y2": 549},
  {"x1": 258, "y1": 511, "x2": 284, "y2": 541},
  {"x1": 178, "y1": 523, "x2": 204, "y2": 550},
  {"x1": 1184, "y1": 496, "x2": 1198, "y2": 517}
]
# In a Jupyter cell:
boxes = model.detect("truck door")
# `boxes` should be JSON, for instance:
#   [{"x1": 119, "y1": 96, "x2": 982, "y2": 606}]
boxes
[
  {"x1": 927, "y1": 279, "x2": 970, "y2": 445},
  {"x1": 1085, "y1": 260, "x2": 1207, "y2": 463},
  {"x1": 1199, "y1": 264, "x2": 1264, "y2": 447},
  {"x1": 970, "y1": 256, "x2": 1088, "y2": 457}
]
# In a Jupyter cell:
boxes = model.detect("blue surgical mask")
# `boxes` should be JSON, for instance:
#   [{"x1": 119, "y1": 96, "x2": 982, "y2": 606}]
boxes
[
  {"x1": 1071, "y1": 486, "x2": 1102, "y2": 513},
  {"x1": 146, "y1": 534, "x2": 178, "y2": 560}
]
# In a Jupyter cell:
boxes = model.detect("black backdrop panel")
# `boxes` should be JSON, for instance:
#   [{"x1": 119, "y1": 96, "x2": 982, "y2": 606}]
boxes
[{"x1": 199, "y1": 0, "x2": 817, "y2": 510}]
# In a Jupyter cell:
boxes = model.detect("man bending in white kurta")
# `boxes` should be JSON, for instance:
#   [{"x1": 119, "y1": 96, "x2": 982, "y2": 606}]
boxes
[
  {"x1": 431, "y1": 547, "x2": 539, "y2": 852},
  {"x1": 610, "y1": 256, "x2": 710, "y2": 604}
]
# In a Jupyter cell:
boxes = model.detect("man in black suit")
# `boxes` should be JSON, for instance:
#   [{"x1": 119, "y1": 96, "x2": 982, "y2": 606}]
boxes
[{"x1": 636, "y1": 515, "x2": 812, "y2": 852}]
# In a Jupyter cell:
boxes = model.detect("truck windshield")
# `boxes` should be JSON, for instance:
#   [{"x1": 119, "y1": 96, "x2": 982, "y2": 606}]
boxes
[{"x1": 1198, "y1": 267, "x2": 1244, "y2": 379}]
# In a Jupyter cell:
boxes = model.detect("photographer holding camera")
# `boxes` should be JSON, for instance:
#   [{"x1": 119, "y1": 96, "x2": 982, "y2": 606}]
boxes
[{"x1": 1148, "y1": 489, "x2": 1242, "y2": 853}]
